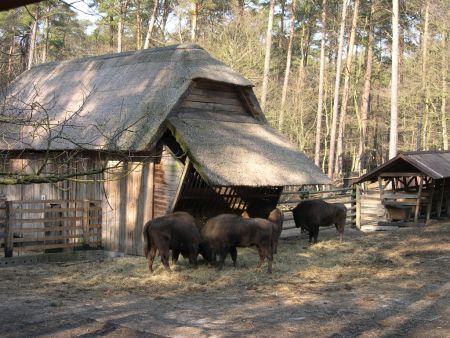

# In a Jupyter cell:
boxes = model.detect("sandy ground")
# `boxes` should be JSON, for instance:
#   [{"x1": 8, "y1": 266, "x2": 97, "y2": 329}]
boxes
[{"x1": 1, "y1": 221, "x2": 449, "y2": 338}]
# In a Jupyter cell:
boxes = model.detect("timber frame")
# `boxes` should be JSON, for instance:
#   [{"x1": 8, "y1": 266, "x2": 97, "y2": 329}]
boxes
[{"x1": 376, "y1": 173, "x2": 448, "y2": 224}]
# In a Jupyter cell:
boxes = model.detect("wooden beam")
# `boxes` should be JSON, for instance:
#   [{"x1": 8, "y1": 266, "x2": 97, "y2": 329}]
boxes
[
  {"x1": 414, "y1": 176, "x2": 423, "y2": 223},
  {"x1": 437, "y1": 178, "x2": 445, "y2": 218},
  {"x1": 425, "y1": 179, "x2": 434, "y2": 224},
  {"x1": 169, "y1": 160, "x2": 191, "y2": 213},
  {"x1": 4, "y1": 202, "x2": 13, "y2": 258},
  {"x1": 379, "y1": 172, "x2": 424, "y2": 177}
]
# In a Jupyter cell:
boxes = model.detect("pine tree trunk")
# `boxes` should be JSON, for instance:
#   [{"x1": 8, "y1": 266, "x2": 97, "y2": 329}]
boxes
[
  {"x1": 7, "y1": 30, "x2": 16, "y2": 83},
  {"x1": 335, "y1": 0, "x2": 359, "y2": 175},
  {"x1": 416, "y1": 0, "x2": 430, "y2": 150},
  {"x1": 327, "y1": 0, "x2": 348, "y2": 177},
  {"x1": 27, "y1": 4, "x2": 40, "y2": 70},
  {"x1": 161, "y1": 0, "x2": 170, "y2": 40},
  {"x1": 279, "y1": 0, "x2": 285, "y2": 49},
  {"x1": 109, "y1": 15, "x2": 115, "y2": 49},
  {"x1": 442, "y1": 27, "x2": 448, "y2": 150},
  {"x1": 357, "y1": 1, "x2": 374, "y2": 172},
  {"x1": 260, "y1": 0, "x2": 276, "y2": 111},
  {"x1": 191, "y1": 2, "x2": 199, "y2": 42},
  {"x1": 389, "y1": 0, "x2": 400, "y2": 159},
  {"x1": 41, "y1": 5, "x2": 50, "y2": 63},
  {"x1": 314, "y1": 0, "x2": 327, "y2": 166},
  {"x1": 136, "y1": 0, "x2": 142, "y2": 50},
  {"x1": 279, "y1": 0, "x2": 297, "y2": 130},
  {"x1": 117, "y1": 0, "x2": 130, "y2": 53},
  {"x1": 144, "y1": 0, "x2": 159, "y2": 49}
]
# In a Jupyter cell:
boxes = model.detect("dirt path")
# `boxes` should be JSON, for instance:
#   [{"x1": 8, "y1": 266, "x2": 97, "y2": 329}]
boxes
[{"x1": 1, "y1": 221, "x2": 449, "y2": 337}]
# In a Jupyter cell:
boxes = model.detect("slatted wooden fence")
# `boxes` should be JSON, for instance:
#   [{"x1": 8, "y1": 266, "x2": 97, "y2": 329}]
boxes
[
  {"x1": 1, "y1": 199, "x2": 102, "y2": 257},
  {"x1": 278, "y1": 187, "x2": 358, "y2": 230}
]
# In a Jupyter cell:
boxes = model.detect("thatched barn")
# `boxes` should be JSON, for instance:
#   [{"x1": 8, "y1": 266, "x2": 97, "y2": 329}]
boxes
[
  {"x1": 356, "y1": 151, "x2": 450, "y2": 224},
  {"x1": 0, "y1": 44, "x2": 329, "y2": 255}
]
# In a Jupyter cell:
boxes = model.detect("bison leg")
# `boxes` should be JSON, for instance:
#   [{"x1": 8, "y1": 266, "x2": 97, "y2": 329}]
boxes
[
  {"x1": 160, "y1": 250, "x2": 171, "y2": 272},
  {"x1": 172, "y1": 249, "x2": 180, "y2": 265},
  {"x1": 272, "y1": 238, "x2": 279, "y2": 255},
  {"x1": 229, "y1": 247, "x2": 237, "y2": 268},
  {"x1": 188, "y1": 245, "x2": 198, "y2": 269},
  {"x1": 256, "y1": 246, "x2": 265, "y2": 268},
  {"x1": 312, "y1": 228, "x2": 319, "y2": 244},
  {"x1": 157, "y1": 241, "x2": 171, "y2": 272},
  {"x1": 267, "y1": 253, "x2": 273, "y2": 274},
  {"x1": 147, "y1": 245, "x2": 157, "y2": 273},
  {"x1": 217, "y1": 249, "x2": 228, "y2": 271}
]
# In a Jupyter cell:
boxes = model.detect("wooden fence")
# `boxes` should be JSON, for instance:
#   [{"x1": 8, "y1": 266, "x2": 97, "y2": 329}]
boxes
[
  {"x1": 0, "y1": 199, "x2": 102, "y2": 257},
  {"x1": 278, "y1": 186, "x2": 358, "y2": 230}
]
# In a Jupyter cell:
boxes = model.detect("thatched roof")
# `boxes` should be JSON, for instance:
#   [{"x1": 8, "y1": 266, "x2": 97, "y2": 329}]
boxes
[
  {"x1": 2, "y1": 44, "x2": 330, "y2": 187},
  {"x1": 0, "y1": 0, "x2": 43, "y2": 11},
  {"x1": 356, "y1": 151, "x2": 450, "y2": 183},
  {"x1": 2, "y1": 44, "x2": 251, "y2": 151},
  {"x1": 167, "y1": 118, "x2": 329, "y2": 186}
]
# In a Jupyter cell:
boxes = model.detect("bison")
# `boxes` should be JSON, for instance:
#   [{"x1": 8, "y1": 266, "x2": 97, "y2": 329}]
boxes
[
  {"x1": 143, "y1": 211, "x2": 201, "y2": 272},
  {"x1": 267, "y1": 208, "x2": 284, "y2": 254},
  {"x1": 201, "y1": 214, "x2": 274, "y2": 273},
  {"x1": 242, "y1": 204, "x2": 284, "y2": 254},
  {"x1": 292, "y1": 200, "x2": 347, "y2": 244}
]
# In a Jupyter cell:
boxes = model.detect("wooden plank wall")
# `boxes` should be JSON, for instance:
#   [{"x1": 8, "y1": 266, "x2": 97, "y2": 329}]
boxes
[
  {"x1": 102, "y1": 160, "x2": 154, "y2": 255},
  {"x1": 173, "y1": 80, "x2": 261, "y2": 123},
  {"x1": 0, "y1": 154, "x2": 160, "y2": 256}
]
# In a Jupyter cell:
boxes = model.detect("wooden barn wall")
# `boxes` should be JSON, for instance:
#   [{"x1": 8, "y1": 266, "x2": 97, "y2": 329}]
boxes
[
  {"x1": 0, "y1": 153, "x2": 180, "y2": 256},
  {"x1": 102, "y1": 160, "x2": 154, "y2": 255},
  {"x1": 153, "y1": 147, "x2": 185, "y2": 219},
  {"x1": 0, "y1": 156, "x2": 103, "y2": 202}
]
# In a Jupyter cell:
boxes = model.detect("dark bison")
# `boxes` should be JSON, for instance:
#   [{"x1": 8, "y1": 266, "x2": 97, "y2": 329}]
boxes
[
  {"x1": 143, "y1": 211, "x2": 201, "y2": 272},
  {"x1": 201, "y1": 214, "x2": 274, "y2": 273},
  {"x1": 292, "y1": 200, "x2": 347, "y2": 244}
]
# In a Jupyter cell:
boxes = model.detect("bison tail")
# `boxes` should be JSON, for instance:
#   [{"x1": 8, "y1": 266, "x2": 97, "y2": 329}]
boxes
[{"x1": 143, "y1": 223, "x2": 151, "y2": 258}]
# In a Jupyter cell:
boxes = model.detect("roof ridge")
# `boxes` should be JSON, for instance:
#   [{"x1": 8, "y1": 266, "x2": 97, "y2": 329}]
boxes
[
  {"x1": 401, "y1": 150, "x2": 450, "y2": 155},
  {"x1": 30, "y1": 43, "x2": 205, "y2": 69}
]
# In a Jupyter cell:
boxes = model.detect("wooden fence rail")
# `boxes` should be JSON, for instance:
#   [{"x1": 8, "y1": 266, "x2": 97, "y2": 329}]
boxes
[{"x1": 1, "y1": 199, "x2": 102, "y2": 257}]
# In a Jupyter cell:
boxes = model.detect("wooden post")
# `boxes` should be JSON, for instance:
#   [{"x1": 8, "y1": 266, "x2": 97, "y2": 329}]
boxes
[
  {"x1": 425, "y1": 179, "x2": 434, "y2": 224},
  {"x1": 169, "y1": 159, "x2": 191, "y2": 213},
  {"x1": 4, "y1": 201, "x2": 13, "y2": 257},
  {"x1": 355, "y1": 185, "x2": 361, "y2": 229},
  {"x1": 414, "y1": 176, "x2": 423, "y2": 223},
  {"x1": 82, "y1": 200, "x2": 90, "y2": 247},
  {"x1": 436, "y1": 178, "x2": 445, "y2": 218}
]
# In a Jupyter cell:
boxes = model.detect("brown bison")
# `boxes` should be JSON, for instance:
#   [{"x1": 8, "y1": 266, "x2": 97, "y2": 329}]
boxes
[
  {"x1": 143, "y1": 211, "x2": 201, "y2": 272},
  {"x1": 292, "y1": 200, "x2": 347, "y2": 244},
  {"x1": 201, "y1": 214, "x2": 274, "y2": 273},
  {"x1": 242, "y1": 206, "x2": 284, "y2": 254},
  {"x1": 267, "y1": 208, "x2": 284, "y2": 254}
]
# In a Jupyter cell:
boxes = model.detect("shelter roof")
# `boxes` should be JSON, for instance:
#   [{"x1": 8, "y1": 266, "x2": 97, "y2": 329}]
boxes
[
  {"x1": 356, "y1": 151, "x2": 450, "y2": 183},
  {"x1": 167, "y1": 118, "x2": 330, "y2": 186}
]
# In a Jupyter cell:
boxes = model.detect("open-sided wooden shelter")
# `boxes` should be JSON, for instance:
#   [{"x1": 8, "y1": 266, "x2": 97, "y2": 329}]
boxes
[
  {"x1": 0, "y1": 44, "x2": 330, "y2": 255},
  {"x1": 356, "y1": 151, "x2": 450, "y2": 224}
]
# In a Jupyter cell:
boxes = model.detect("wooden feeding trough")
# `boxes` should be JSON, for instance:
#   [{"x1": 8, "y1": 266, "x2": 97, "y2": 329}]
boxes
[{"x1": 356, "y1": 151, "x2": 450, "y2": 226}]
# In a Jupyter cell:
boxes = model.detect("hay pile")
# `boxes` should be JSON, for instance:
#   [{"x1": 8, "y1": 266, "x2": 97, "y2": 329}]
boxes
[{"x1": 4, "y1": 222, "x2": 448, "y2": 300}]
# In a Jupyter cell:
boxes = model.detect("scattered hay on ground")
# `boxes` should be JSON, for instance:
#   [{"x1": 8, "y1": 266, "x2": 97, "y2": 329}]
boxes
[{"x1": 1, "y1": 221, "x2": 449, "y2": 337}]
